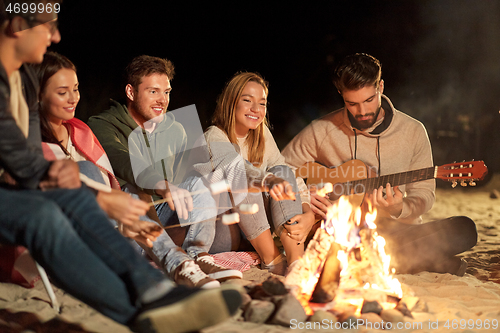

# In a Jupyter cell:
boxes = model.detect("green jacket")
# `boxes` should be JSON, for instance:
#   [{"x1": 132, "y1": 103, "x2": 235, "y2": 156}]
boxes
[
  {"x1": 88, "y1": 100, "x2": 187, "y2": 196},
  {"x1": 88, "y1": 100, "x2": 141, "y2": 190}
]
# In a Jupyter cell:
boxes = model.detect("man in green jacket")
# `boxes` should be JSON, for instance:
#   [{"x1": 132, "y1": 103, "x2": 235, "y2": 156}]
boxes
[{"x1": 88, "y1": 55, "x2": 242, "y2": 288}]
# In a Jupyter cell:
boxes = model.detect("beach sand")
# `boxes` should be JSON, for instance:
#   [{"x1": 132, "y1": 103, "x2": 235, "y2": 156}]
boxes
[{"x1": 1, "y1": 175, "x2": 499, "y2": 332}]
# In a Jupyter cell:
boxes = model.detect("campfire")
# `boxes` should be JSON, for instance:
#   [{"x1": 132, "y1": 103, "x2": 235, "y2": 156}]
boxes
[
  {"x1": 239, "y1": 195, "x2": 418, "y2": 328},
  {"x1": 285, "y1": 196, "x2": 404, "y2": 316}
]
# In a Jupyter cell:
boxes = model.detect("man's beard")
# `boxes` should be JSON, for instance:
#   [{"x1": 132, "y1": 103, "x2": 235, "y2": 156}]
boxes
[
  {"x1": 131, "y1": 100, "x2": 164, "y2": 125},
  {"x1": 351, "y1": 105, "x2": 382, "y2": 130}
]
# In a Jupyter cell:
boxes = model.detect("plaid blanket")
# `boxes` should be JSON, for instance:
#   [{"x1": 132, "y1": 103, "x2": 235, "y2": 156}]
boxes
[{"x1": 211, "y1": 251, "x2": 261, "y2": 272}]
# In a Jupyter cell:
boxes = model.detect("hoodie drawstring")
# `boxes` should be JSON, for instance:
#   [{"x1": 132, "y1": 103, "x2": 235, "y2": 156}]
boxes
[
  {"x1": 377, "y1": 136, "x2": 381, "y2": 176},
  {"x1": 143, "y1": 129, "x2": 168, "y2": 180},
  {"x1": 353, "y1": 129, "x2": 357, "y2": 160},
  {"x1": 352, "y1": 129, "x2": 381, "y2": 177}
]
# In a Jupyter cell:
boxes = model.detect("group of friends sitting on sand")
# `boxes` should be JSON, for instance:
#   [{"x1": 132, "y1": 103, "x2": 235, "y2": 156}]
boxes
[{"x1": 0, "y1": 1, "x2": 478, "y2": 332}]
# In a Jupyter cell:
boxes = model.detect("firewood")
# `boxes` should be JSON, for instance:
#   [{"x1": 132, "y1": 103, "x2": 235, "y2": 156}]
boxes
[{"x1": 310, "y1": 243, "x2": 342, "y2": 303}]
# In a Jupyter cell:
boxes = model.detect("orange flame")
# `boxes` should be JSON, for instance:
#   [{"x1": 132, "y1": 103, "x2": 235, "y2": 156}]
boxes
[{"x1": 286, "y1": 195, "x2": 403, "y2": 315}]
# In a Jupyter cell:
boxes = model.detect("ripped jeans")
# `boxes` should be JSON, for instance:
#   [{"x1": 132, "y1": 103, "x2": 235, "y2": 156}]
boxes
[
  {"x1": 79, "y1": 161, "x2": 217, "y2": 275},
  {"x1": 209, "y1": 165, "x2": 302, "y2": 253},
  {"x1": 123, "y1": 177, "x2": 217, "y2": 275}
]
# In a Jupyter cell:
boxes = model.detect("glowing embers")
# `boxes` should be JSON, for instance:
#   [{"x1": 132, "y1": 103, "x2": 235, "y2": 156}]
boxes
[{"x1": 285, "y1": 196, "x2": 402, "y2": 316}]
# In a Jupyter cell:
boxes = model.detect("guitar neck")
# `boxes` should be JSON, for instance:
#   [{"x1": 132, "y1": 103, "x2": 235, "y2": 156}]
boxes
[{"x1": 348, "y1": 166, "x2": 436, "y2": 193}]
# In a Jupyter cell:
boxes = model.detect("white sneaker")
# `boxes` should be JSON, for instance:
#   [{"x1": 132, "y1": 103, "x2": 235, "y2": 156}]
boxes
[
  {"x1": 196, "y1": 254, "x2": 243, "y2": 281},
  {"x1": 174, "y1": 260, "x2": 220, "y2": 289}
]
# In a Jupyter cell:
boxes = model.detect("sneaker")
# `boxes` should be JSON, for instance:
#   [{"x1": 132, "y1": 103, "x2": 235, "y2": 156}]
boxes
[
  {"x1": 174, "y1": 260, "x2": 220, "y2": 289},
  {"x1": 196, "y1": 253, "x2": 243, "y2": 281},
  {"x1": 261, "y1": 253, "x2": 287, "y2": 276},
  {"x1": 134, "y1": 285, "x2": 242, "y2": 333}
]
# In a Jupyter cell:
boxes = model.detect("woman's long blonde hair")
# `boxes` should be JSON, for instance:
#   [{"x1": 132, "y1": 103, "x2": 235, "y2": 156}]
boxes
[{"x1": 212, "y1": 72, "x2": 269, "y2": 167}]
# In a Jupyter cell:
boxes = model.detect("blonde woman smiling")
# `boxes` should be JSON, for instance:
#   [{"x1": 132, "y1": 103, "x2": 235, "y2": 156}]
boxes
[{"x1": 204, "y1": 72, "x2": 314, "y2": 275}]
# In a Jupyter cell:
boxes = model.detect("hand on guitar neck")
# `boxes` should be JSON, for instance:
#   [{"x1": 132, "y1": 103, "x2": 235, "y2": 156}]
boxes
[
  {"x1": 310, "y1": 182, "x2": 403, "y2": 219},
  {"x1": 367, "y1": 183, "x2": 404, "y2": 217}
]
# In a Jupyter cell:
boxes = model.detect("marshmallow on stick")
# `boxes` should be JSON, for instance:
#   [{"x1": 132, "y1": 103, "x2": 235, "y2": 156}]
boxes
[
  {"x1": 316, "y1": 182, "x2": 333, "y2": 197},
  {"x1": 238, "y1": 203, "x2": 259, "y2": 214},
  {"x1": 210, "y1": 180, "x2": 231, "y2": 195},
  {"x1": 222, "y1": 212, "x2": 240, "y2": 225}
]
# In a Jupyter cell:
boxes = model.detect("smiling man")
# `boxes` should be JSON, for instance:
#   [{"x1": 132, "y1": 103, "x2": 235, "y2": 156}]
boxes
[
  {"x1": 282, "y1": 53, "x2": 477, "y2": 277},
  {"x1": 88, "y1": 55, "x2": 242, "y2": 289}
]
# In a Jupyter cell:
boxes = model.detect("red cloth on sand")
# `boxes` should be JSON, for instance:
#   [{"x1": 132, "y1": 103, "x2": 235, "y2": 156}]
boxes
[
  {"x1": 0, "y1": 245, "x2": 39, "y2": 288},
  {"x1": 211, "y1": 251, "x2": 261, "y2": 272}
]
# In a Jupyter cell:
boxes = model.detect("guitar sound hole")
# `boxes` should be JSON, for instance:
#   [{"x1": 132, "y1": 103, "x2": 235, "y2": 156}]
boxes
[
  {"x1": 328, "y1": 183, "x2": 346, "y2": 201},
  {"x1": 327, "y1": 182, "x2": 365, "y2": 200},
  {"x1": 329, "y1": 192, "x2": 341, "y2": 201}
]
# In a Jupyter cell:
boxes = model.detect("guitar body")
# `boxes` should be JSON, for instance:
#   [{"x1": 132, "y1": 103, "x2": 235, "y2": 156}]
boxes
[{"x1": 297, "y1": 160, "x2": 375, "y2": 206}]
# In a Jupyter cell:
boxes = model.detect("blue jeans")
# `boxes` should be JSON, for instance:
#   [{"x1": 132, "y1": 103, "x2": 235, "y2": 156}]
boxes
[
  {"x1": 209, "y1": 165, "x2": 302, "y2": 253},
  {"x1": 124, "y1": 174, "x2": 217, "y2": 275},
  {"x1": 0, "y1": 185, "x2": 169, "y2": 324},
  {"x1": 78, "y1": 161, "x2": 142, "y2": 252}
]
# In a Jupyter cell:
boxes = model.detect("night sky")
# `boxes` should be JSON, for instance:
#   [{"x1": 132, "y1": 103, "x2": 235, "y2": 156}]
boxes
[{"x1": 50, "y1": 1, "x2": 500, "y2": 176}]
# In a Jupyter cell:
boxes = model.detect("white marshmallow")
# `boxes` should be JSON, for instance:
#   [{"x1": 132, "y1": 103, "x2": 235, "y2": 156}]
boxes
[
  {"x1": 210, "y1": 180, "x2": 230, "y2": 195},
  {"x1": 323, "y1": 182, "x2": 333, "y2": 193},
  {"x1": 238, "y1": 203, "x2": 259, "y2": 214},
  {"x1": 222, "y1": 212, "x2": 240, "y2": 225},
  {"x1": 317, "y1": 182, "x2": 334, "y2": 197}
]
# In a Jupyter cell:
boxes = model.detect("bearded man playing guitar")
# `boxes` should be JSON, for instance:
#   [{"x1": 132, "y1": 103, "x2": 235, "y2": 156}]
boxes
[{"x1": 282, "y1": 53, "x2": 478, "y2": 276}]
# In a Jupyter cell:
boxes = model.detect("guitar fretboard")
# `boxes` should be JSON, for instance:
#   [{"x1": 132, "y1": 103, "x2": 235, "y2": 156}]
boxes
[{"x1": 341, "y1": 166, "x2": 436, "y2": 194}]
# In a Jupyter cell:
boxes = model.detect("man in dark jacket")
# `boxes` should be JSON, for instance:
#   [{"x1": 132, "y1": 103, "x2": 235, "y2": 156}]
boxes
[{"x1": 0, "y1": 2, "x2": 241, "y2": 332}]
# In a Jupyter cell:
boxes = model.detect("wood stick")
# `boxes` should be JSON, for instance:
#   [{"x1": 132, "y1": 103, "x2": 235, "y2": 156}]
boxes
[
  {"x1": 147, "y1": 180, "x2": 331, "y2": 207},
  {"x1": 162, "y1": 213, "x2": 240, "y2": 229},
  {"x1": 148, "y1": 187, "x2": 209, "y2": 207},
  {"x1": 191, "y1": 206, "x2": 234, "y2": 210},
  {"x1": 149, "y1": 188, "x2": 306, "y2": 207},
  {"x1": 191, "y1": 203, "x2": 259, "y2": 214}
]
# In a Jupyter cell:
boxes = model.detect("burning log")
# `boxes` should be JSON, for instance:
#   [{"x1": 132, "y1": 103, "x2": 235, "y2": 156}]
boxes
[
  {"x1": 359, "y1": 229, "x2": 390, "y2": 288},
  {"x1": 310, "y1": 242, "x2": 342, "y2": 303},
  {"x1": 285, "y1": 225, "x2": 336, "y2": 313},
  {"x1": 335, "y1": 228, "x2": 398, "y2": 294},
  {"x1": 285, "y1": 196, "x2": 404, "y2": 318}
]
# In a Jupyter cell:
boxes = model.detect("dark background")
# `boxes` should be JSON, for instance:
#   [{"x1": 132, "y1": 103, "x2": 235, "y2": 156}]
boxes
[{"x1": 50, "y1": 0, "x2": 500, "y2": 179}]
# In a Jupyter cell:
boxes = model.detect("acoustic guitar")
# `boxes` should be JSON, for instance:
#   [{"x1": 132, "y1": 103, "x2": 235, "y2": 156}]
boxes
[{"x1": 296, "y1": 159, "x2": 488, "y2": 206}]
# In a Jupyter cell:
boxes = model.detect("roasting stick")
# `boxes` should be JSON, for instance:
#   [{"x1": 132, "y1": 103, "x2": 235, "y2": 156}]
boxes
[
  {"x1": 191, "y1": 203, "x2": 259, "y2": 214},
  {"x1": 162, "y1": 212, "x2": 241, "y2": 229},
  {"x1": 148, "y1": 180, "x2": 231, "y2": 207},
  {"x1": 152, "y1": 182, "x2": 334, "y2": 231},
  {"x1": 161, "y1": 204, "x2": 258, "y2": 230},
  {"x1": 148, "y1": 180, "x2": 332, "y2": 207}
]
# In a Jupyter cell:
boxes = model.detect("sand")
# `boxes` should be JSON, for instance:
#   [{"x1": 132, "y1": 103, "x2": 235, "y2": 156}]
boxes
[{"x1": 1, "y1": 175, "x2": 500, "y2": 333}]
